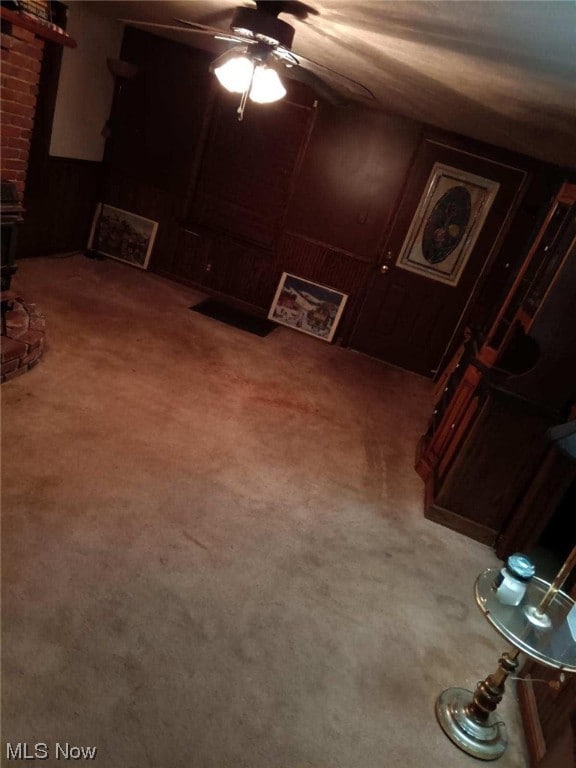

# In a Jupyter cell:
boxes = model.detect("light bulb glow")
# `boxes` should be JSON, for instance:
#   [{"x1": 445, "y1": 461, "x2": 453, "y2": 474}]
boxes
[
  {"x1": 214, "y1": 56, "x2": 255, "y2": 94},
  {"x1": 249, "y1": 66, "x2": 286, "y2": 103}
]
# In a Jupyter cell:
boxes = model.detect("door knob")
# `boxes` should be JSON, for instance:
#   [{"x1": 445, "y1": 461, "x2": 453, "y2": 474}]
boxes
[{"x1": 380, "y1": 264, "x2": 390, "y2": 274}]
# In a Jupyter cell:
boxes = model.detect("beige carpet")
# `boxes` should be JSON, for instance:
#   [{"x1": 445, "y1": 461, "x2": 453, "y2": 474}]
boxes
[{"x1": 2, "y1": 255, "x2": 528, "y2": 767}]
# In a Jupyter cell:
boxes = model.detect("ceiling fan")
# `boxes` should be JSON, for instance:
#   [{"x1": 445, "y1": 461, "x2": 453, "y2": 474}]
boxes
[{"x1": 121, "y1": 1, "x2": 375, "y2": 119}]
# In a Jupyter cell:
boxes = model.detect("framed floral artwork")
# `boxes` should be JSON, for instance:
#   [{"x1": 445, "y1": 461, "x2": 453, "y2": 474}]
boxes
[{"x1": 396, "y1": 163, "x2": 500, "y2": 286}]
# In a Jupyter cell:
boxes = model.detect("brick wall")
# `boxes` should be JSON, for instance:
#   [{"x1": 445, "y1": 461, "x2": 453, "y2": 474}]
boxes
[{"x1": 1, "y1": 23, "x2": 45, "y2": 198}]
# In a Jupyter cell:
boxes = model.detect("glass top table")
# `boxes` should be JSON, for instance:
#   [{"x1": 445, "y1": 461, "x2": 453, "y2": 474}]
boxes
[
  {"x1": 475, "y1": 568, "x2": 576, "y2": 673},
  {"x1": 436, "y1": 567, "x2": 575, "y2": 760}
]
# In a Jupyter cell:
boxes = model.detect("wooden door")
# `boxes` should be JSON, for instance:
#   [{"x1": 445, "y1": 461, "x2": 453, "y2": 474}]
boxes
[{"x1": 349, "y1": 140, "x2": 527, "y2": 376}]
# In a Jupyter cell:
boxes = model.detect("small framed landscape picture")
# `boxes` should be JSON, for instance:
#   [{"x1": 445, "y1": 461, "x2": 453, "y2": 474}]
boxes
[
  {"x1": 268, "y1": 272, "x2": 348, "y2": 343},
  {"x1": 88, "y1": 203, "x2": 158, "y2": 270}
]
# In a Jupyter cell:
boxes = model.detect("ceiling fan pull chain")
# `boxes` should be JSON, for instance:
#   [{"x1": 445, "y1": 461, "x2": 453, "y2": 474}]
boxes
[{"x1": 237, "y1": 63, "x2": 256, "y2": 121}]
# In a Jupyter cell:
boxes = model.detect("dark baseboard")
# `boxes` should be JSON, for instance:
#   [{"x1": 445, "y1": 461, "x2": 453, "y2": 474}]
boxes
[{"x1": 424, "y1": 498, "x2": 497, "y2": 546}]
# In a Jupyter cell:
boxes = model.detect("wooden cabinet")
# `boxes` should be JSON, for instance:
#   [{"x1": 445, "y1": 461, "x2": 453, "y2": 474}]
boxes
[
  {"x1": 417, "y1": 357, "x2": 553, "y2": 545},
  {"x1": 519, "y1": 650, "x2": 576, "y2": 767},
  {"x1": 416, "y1": 183, "x2": 576, "y2": 544},
  {"x1": 496, "y1": 421, "x2": 576, "y2": 559}
]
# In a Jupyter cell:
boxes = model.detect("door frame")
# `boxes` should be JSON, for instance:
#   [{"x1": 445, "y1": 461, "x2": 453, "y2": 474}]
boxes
[{"x1": 346, "y1": 135, "x2": 530, "y2": 378}]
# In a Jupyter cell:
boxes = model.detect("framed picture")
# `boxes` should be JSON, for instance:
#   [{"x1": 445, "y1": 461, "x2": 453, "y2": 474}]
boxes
[
  {"x1": 396, "y1": 163, "x2": 500, "y2": 286},
  {"x1": 88, "y1": 203, "x2": 158, "y2": 270},
  {"x1": 268, "y1": 273, "x2": 348, "y2": 343}
]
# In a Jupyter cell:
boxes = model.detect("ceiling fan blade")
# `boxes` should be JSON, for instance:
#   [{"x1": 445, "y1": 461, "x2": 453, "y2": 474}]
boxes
[
  {"x1": 279, "y1": 64, "x2": 348, "y2": 107},
  {"x1": 173, "y1": 17, "x2": 222, "y2": 33},
  {"x1": 293, "y1": 53, "x2": 376, "y2": 102},
  {"x1": 173, "y1": 17, "x2": 256, "y2": 45},
  {"x1": 120, "y1": 19, "x2": 221, "y2": 37}
]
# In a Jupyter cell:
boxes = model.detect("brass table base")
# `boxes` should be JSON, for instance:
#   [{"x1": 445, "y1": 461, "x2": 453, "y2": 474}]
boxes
[
  {"x1": 436, "y1": 649, "x2": 519, "y2": 761},
  {"x1": 436, "y1": 687, "x2": 507, "y2": 761}
]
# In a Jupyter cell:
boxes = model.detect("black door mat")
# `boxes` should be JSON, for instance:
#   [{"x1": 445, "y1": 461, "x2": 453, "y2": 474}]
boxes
[{"x1": 190, "y1": 299, "x2": 277, "y2": 337}]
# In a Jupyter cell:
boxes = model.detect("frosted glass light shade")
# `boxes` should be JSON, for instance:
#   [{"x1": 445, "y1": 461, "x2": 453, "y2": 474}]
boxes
[
  {"x1": 214, "y1": 56, "x2": 255, "y2": 93},
  {"x1": 249, "y1": 66, "x2": 286, "y2": 103}
]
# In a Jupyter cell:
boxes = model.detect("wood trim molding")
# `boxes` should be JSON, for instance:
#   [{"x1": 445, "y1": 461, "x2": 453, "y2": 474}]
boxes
[
  {"x1": 0, "y1": 6, "x2": 76, "y2": 47},
  {"x1": 518, "y1": 671, "x2": 547, "y2": 766},
  {"x1": 283, "y1": 230, "x2": 373, "y2": 263}
]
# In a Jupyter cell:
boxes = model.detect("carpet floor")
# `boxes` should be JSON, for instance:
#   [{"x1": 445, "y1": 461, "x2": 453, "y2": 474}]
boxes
[{"x1": 1, "y1": 255, "x2": 528, "y2": 767}]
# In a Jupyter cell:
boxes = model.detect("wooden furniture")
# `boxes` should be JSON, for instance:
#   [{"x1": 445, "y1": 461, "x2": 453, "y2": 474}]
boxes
[
  {"x1": 496, "y1": 419, "x2": 576, "y2": 559},
  {"x1": 519, "y1": 657, "x2": 576, "y2": 767},
  {"x1": 416, "y1": 183, "x2": 576, "y2": 545}
]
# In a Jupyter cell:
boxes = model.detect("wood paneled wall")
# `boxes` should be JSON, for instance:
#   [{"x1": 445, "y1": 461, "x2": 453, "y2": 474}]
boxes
[
  {"x1": 16, "y1": 22, "x2": 571, "y2": 369},
  {"x1": 287, "y1": 107, "x2": 420, "y2": 259},
  {"x1": 102, "y1": 28, "x2": 422, "y2": 334},
  {"x1": 86, "y1": 27, "x2": 567, "y2": 352}
]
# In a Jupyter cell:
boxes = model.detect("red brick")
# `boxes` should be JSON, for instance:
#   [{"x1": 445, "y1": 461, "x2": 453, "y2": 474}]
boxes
[
  {"x1": 2, "y1": 99, "x2": 35, "y2": 116},
  {"x1": 2, "y1": 110, "x2": 33, "y2": 128},
  {"x1": 26, "y1": 34, "x2": 45, "y2": 50},
  {"x1": 4, "y1": 307, "x2": 28, "y2": 326},
  {"x1": 2, "y1": 74, "x2": 36, "y2": 93},
  {"x1": 11, "y1": 40, "x2": 44, "y2": 59},
  {"x1": 1, "y1": 62, "x2": 38, "y2": 83},
  {"x1": 2, "y1": 159, "x2": 28, "y2": 172},
  {"x1": 4, "y1": 137, "x2": 30, "y2": 151},
  {"x1": 1, "y1": 147, "x2": 22, "y2": 160},
  {"x1": 11, "y1": 26, "x2": 35, "y2": 42},
  {"x1": 21, "y1": 348, "x2": 42, "y2": 367},
  {"x1": 18, "y1": 329, "x2": 44, "y2": 350},
  {"x1": 1, "y1": 87, "x2": 37, "y2": 107},
  {"x1": 1, "y1": 358, "x2": 20, "y2": 375},
  {"x1": 2, "y1": 169, "x2": 26, "y2": 181},
  {"x1": 0, "y1": 124, "x2": 21, "y2": 139},
  {"x1": 1, "y1": 33, "x2": 14, "y2": 50},
  {"x1": 2, "y1": 113, "x2": 34, "y2": 130},
  {"x1": 5, "y1": 170, "x2": 27, "y2": 181},
  {"x1": 2, "y1": 366, "x2": 26, "y2": 382},
  {"x1": 28, "y1": 314, "x2": 46, "y2": 331},
  {"x1": 20, "y1": 128, "x2": 32, "y2": 140},
  {"x1": 0, "y1": 336, "x2": 27, "y2": 363},
  {"x1": 4, "y1": 51, "x2": 41, "y2": 74}
]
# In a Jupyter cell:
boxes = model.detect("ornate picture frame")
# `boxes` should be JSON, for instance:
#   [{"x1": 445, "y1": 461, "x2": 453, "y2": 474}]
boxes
[{"x1": 396, "y1": 163, "x2": 500, "y2": 286}]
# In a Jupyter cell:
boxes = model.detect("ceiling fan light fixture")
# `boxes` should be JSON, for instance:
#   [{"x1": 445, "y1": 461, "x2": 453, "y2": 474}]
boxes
[
  {"x1": 214, "y1": 55, "x2": 255, "y2": 93},
  {"x1": 249, "y1": 65, "x2": 286, "y2": 103}
]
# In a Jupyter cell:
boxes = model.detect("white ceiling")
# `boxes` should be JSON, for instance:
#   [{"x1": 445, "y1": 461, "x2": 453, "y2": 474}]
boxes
[{"x1": 85, "y1": 1, "x2": 576, "y2": 168}]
